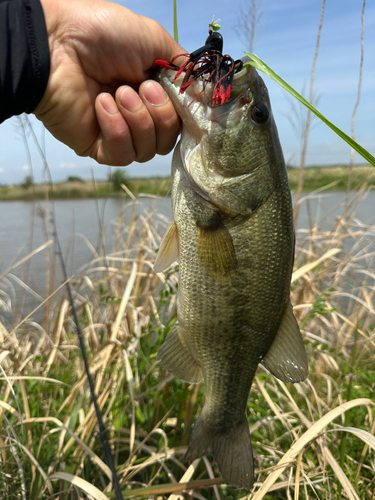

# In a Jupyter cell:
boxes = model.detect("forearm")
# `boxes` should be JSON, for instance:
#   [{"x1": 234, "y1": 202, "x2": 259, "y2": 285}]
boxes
[{"x1": 0, "y1": 0, "x2": 50, "y2": 123}]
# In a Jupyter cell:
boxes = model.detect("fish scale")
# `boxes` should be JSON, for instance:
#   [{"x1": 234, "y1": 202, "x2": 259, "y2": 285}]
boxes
[{"x1": 154, "y1": 57, "x2": 308, "y2": 489}]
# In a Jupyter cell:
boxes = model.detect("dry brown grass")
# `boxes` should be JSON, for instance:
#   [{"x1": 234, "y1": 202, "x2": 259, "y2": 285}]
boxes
[{"x1": 0, "y1": 189, "x2": 374, "y2": 499}]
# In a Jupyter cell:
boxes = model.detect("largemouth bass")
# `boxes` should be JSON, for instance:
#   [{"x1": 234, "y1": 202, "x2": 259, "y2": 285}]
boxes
[{"x1": 153, "y1": 56, "x2": 308, "y2": 490}]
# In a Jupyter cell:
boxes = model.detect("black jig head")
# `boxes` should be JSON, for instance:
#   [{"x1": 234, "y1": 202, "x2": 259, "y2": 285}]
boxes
[{"x1": 156, "y1": 27, "x2": 243, "y2": 106}]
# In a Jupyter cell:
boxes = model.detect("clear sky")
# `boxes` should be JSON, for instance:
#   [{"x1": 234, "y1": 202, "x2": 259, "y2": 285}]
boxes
[{"x1": 0, "y1": 0, "x2": 374, "y2": 185}]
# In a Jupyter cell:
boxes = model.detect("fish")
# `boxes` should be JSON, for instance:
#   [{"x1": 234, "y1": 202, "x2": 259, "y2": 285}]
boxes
[{"x1": 153, "y1": 56, "x2": 308, "y2": 490}]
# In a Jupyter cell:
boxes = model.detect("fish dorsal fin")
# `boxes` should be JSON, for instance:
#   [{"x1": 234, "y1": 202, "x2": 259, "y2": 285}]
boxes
[
  {"x1": 153, "y1": 221, "x2": 179, "y2": 273},
  {"x1": 157, "y1": 323, "x2": 202, "y2": 384},
  {"x1": 197, "y1": 214, "x2": 237, "y2": 281},
  {"x1": 262, "y1": 302, "x2": 308, "y2": 383}
]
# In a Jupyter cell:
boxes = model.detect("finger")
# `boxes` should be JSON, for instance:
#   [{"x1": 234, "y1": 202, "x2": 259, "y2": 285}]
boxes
[
  {"x1": 116, "y1": 85, "x2": 156, "y2": 163},
  {"x1": 139, "y1": 80, "x2": 181, "y2": 156},
  {"x1": 93, "y1": 92, "x2": 136, "y2": 166}
]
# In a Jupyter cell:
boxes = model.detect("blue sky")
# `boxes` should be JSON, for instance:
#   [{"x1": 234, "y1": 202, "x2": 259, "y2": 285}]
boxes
[{"x1": 0, "y1": 0, "x2": 374, "y2": 184}]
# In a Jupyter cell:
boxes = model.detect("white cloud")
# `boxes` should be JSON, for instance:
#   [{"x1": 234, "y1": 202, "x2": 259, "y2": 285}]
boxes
[
  {"x1": 21, "y1": 165, "x2": 31, "y2": 171},
  {"x1": 0, "y1": 168, "x2": 4, "y2": 173},
  {"x1": 58, "y1": 162, "x2": 78, "y2": 169}
]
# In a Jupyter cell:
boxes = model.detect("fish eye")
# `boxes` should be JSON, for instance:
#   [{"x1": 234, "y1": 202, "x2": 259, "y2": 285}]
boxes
[{"x1": 250, "y1": 103, "x2": 269, "y2": 124}]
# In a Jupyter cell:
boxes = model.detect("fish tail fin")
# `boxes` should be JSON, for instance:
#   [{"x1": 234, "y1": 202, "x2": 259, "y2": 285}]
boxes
[{"x1": 185, "y1": 415, "x2": 254, "y2": 489}]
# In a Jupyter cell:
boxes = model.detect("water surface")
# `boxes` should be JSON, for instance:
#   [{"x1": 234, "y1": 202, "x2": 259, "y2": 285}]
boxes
[{"x1": 0, "y1": 191, "x2": 374, "y2": 326}]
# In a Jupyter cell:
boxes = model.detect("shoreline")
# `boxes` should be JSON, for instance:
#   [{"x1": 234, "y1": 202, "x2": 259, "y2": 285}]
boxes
[{"x1": 0, "y1": 165, "x2": 373, "y2": 201}]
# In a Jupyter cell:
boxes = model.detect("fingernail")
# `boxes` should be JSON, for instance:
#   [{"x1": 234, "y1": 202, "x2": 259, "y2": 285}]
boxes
[
  {"x1": 100, "y1": 93, "x2": 118, "y2": 114},
  {"x1": 143, "y1": 81, "x2": 169, "y2": 106},
  {"x1": 119, "y1": 86, "x2": 143, "y2": 112}
]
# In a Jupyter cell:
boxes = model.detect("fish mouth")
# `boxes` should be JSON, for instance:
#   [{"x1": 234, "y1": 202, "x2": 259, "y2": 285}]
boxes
[{"x1": 161, "y1": 57, "x2": 256, "y2": 109}]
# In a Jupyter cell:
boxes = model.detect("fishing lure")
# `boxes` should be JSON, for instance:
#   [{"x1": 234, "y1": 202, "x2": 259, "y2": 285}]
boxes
[{"x1": 155, "y1": 27, "x2": 243, "y2": 106}]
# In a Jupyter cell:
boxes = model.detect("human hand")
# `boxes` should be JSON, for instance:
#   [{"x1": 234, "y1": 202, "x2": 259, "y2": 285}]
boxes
[{"x1": 34, "y1": 0, "x2": 183, "y2": 166}]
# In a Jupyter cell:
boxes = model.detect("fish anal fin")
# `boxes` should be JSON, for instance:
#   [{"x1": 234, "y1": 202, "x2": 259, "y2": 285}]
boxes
[
  {"x1": 197, "y1": 215, "x2": 237, "y2": 281},
  {"x1": 185, "y1": 415, "x2": 254, "y2": 490},
  {"x1": 262, "y1": 302, "x2": 308, "y2": 383},
  {"x1": 153, "y1": 220, "x2": 179, "y2": 273},
  {"x1": 157, "y1": 323, "x2": 202, "y2": 384}
]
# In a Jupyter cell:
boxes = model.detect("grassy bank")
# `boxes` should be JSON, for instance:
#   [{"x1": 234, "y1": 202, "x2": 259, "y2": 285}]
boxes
[
  {"x1": 287, "y1": 164, "x2": 375, "y2": 191},
  {"x1": 0, "y1": 193, "x2": 374, "y2": 499},
  {"x1": 0, "y1": 176, "x2": 172, "y2": 201},
  {"x1": 0, "y1": 165, "x2": 373, "y2": 201}
]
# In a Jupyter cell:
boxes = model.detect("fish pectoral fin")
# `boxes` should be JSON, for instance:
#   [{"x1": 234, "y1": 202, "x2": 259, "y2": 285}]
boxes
[
  {"x1": 185, "y1": 415, "x2": 254, "y2": 490},
  {"x1": 209, "y1": 187, "x2": 253, "y2": 216},
  {"x1": 197, "y1": 215, "x2": 237, "y2": 281},
  {"x1": 157, "y1": 323, "x2": 202, "y2": 384},
  {"x1": 262, "y1": 302, "x2": 308, "y2": 383},
  {"x1": 153, "y1": 220, "x2": 179, "y2": 273}
]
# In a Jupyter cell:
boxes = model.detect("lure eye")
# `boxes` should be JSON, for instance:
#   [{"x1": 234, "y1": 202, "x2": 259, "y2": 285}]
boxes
[{"x1": 250, "y1": 103, "x2": 269, "y2": 124}]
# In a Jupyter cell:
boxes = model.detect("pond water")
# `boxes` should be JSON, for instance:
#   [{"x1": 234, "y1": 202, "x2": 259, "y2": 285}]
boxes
[{"x1": 0, "y1": 190, "x2": 374, "y2": 326}]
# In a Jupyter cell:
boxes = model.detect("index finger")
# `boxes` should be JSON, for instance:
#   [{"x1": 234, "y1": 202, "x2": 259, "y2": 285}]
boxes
[{"x1": 139, "y1": 80, "x2": 181, "y2": 155}]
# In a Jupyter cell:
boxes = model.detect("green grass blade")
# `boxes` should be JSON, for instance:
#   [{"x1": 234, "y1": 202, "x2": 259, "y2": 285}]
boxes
[
  {"x1": 245, "y1": 53, "x2": 375, "y2": 168},
  {"x1": 173, "y1": 0, "x2": 179, "y2": 43},
  {"x1": 104, "y1": 478, "x2": 223, "y2": 497}
]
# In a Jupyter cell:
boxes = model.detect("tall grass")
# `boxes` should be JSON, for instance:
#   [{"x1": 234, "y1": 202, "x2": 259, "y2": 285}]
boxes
[
  {"x1": 292, "y1": 0, "x2": 326, "y2": 227},
  {"x1": 0, "y1": 185, "x2": 374, "y2": 499},
  {"x1": 348, "y1": 0, "x2": 366, "y2": 191}
]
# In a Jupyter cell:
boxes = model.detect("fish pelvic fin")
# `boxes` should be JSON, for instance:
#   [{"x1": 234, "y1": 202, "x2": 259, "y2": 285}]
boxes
[
  {"x1": 153, "y1": 220, "x2": 179, "y2": 273},
  {"x1": 157, "y1": 323, "x2": 202, "y2": 384},
  {"x1": 197, "y1": 214, "x2": 237, "y2": 282},
  {"x1": 262, "y1": 302, "x2": 308, "y2": 383},
  {"x1": 185, "y1": 414, "x2": 254, "y2": 490}
]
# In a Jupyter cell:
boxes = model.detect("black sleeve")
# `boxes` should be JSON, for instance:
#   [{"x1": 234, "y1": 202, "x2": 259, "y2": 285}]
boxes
[{"x1": 0, "y1": 0, "x2": 50, "y2": 124}]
